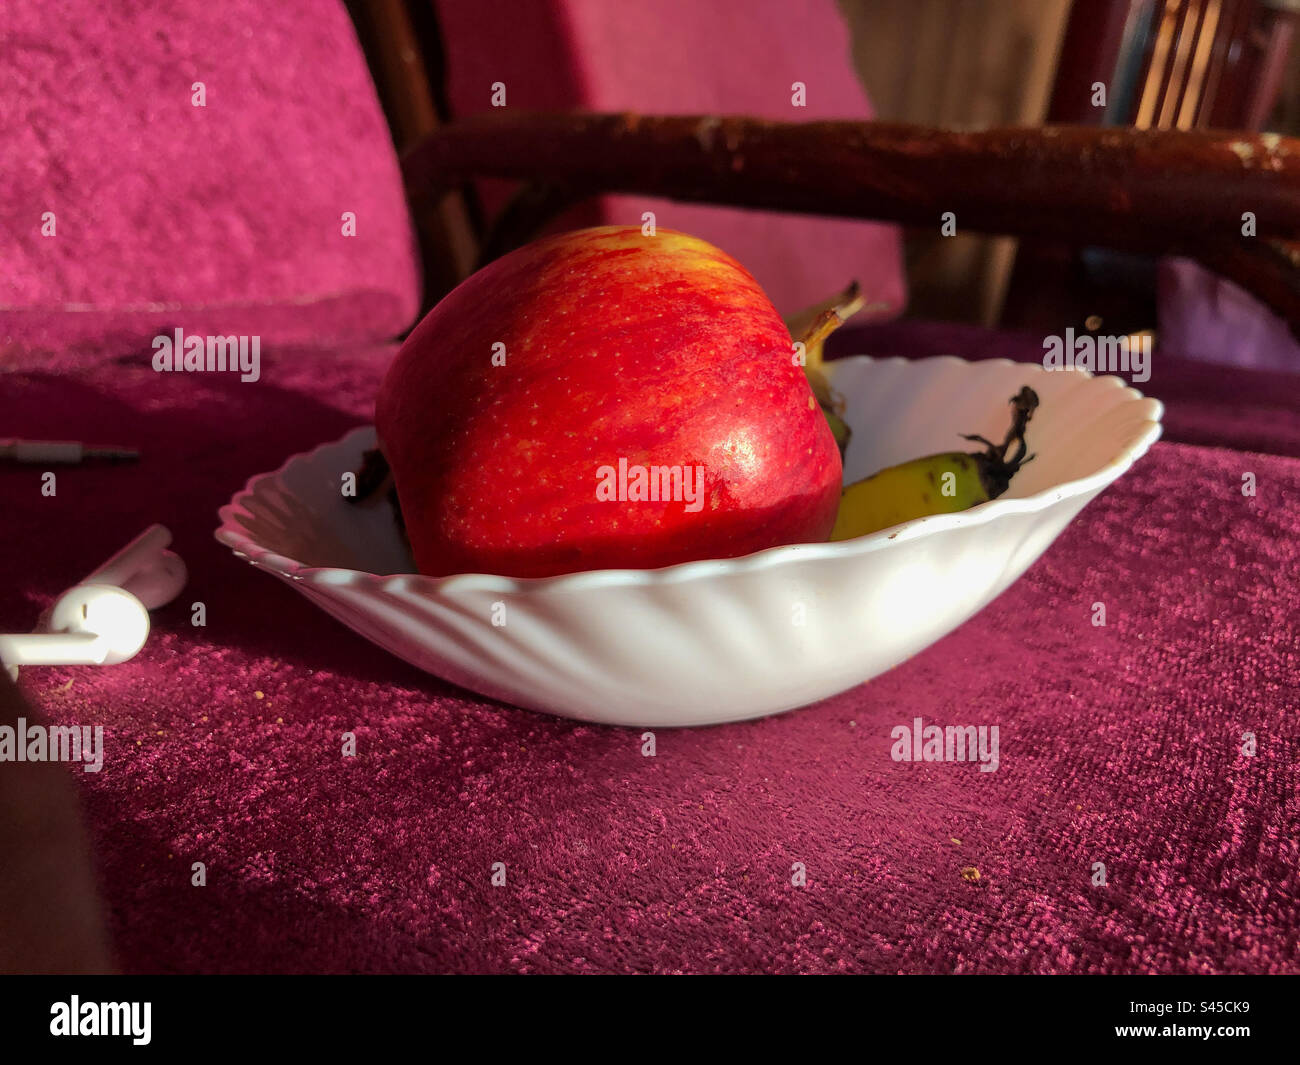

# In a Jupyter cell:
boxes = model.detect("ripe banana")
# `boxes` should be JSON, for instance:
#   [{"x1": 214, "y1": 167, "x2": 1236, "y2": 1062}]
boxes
[
  {"x1": 830, "y1": 386, "x2": 1039, "y2": 540},
  {"x1": 788, "y1": 281, "x2": 869, "y2": 459}
]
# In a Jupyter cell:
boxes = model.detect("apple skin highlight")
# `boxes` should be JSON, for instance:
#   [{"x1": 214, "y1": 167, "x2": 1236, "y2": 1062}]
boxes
[{"x1": 376, "y1": 225, "x2": 843, "y2": 578}]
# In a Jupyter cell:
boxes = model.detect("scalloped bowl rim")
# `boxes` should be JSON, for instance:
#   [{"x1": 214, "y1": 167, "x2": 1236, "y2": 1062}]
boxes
[{"x1": 214, "y1": 356, "x2": 1164, "y2": 595}]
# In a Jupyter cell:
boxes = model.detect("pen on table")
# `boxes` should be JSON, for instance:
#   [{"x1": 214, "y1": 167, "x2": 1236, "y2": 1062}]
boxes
[{"x1": 0, "y1": 439, "x2": 139, "y2": 464}]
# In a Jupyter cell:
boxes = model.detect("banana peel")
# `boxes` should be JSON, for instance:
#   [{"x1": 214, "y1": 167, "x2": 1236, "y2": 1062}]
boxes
[{"x1": 787, "y1": 281, "x2": 876, "y2": 459}]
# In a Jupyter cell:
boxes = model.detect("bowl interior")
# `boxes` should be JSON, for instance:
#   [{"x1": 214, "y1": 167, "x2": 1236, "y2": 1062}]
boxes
[
  {"x1": 828, "y1": 357, "x2": 1159, "y2": 498},
  {"x1": 224, "y1": 356, "x2": 1161, "y2": 577}
]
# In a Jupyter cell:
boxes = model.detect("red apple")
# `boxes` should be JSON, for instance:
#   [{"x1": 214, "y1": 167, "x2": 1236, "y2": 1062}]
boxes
[{"x1": 376, "y1": 225, "x2": 842, "y2": 578}]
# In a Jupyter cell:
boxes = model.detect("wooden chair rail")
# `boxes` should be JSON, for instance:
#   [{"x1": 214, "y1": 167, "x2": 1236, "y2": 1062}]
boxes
[{"x1": 402, "y1": 111, "x2": 1300, "y2": 334}]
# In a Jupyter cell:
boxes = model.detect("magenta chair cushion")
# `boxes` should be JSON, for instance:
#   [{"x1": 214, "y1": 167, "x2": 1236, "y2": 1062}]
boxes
[
  {"x1": 0, "y1": 0, "x2": 420, "y2": 353},
  {"x1": 1157, "y1": 258, "x2": 1300, "y2": 373},
  {"x1": 433, "y1": 0, "x2": 907, "y2": 319}
]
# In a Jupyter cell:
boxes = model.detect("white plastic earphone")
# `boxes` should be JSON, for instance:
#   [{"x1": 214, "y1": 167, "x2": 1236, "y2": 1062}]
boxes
[{"x1": 0, "y1": 525, "x2": 186, "y2": 679}]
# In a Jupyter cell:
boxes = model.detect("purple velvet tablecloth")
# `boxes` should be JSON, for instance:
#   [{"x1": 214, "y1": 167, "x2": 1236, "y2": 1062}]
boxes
[{"x1": 1, "y1": 340, "x2": 1296, "y2": 974}]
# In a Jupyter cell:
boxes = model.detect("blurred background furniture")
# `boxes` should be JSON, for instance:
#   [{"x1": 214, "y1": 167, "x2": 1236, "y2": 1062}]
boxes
[
  {"x1": 358, "y1": 0, "x2": 908, "y2": 318},
  {"x1": 1004, "y1": 0, "x2": 1300, "y2": 346},
  {"x1": 349, "y1": 0, "x2": 1300, "y2": 377}
]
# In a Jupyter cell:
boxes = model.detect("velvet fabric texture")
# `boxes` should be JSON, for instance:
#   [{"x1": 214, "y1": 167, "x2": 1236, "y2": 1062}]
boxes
[
  {"x1": 432, "y1": 0, "x2": 907, "y2": 319},
  {"x1": 1158, "y1": 258, "x2": 1300, "y2": 373},
  {"x1": 1, "y1": 339, "x2": 1295, "y2": 973},
  {"x1": 0, "y1": 0, "x2": 420, "y2": 352}
]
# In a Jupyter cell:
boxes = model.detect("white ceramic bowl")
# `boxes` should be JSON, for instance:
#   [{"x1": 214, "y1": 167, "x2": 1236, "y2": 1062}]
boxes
[{"x1": 215, "y1": 356, "x2": 1162, "y2": 727}]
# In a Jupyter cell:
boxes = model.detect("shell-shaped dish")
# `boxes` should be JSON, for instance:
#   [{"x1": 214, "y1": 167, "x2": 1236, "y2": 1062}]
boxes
[{"x1": 215, "y1": 356, "x2": 1162, "y2": 726}]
